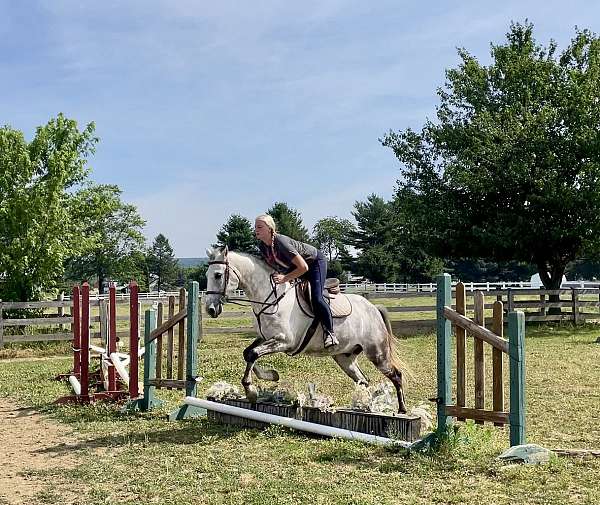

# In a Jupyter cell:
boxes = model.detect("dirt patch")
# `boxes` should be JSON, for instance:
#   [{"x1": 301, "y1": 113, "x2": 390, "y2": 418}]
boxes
[{"x1": 0, "y1": 397, "x2": 80, "y2": 504}]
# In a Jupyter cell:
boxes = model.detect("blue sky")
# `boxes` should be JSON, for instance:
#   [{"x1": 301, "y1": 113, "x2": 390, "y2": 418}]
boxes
[{"x1": 2, "y1": 1, "x2": 599, "y2": 256}]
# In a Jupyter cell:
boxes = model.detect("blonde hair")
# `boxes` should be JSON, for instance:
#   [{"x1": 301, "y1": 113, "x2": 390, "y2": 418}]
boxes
[{"x1": 255, "y1": 214, "x2": 277, "y2": 233}]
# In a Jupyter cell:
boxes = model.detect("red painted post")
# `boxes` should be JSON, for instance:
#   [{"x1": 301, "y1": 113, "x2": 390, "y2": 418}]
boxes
[
  {"x1": 108, "y1": 283, "x2": 117, "y2": 391},
  {"x1": 129, "y1": 281, "x2": 139, "y2": 398},
  {"x1": 80, "y1": 283, "x2": 90, "y2": 402},
  {"x1": 72, "y1": 285, "x2": 81, "y2": 377}
]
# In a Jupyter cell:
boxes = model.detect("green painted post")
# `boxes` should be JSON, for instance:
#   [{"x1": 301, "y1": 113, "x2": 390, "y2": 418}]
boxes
[
  {"x1": 169, "y1": 281, "x2": 206, "y2": 420},
  {"x1": 186, "y1": 280, "x2": 200, "y2": 397},
  {"x1": 436, "y1": 273, "x2": 453, "y2": 438},
  {"x1": 508, "y1": 311, "x2": 526, "y2": 446},
  {"x1": 141, "y1": 309, "x2": 157, "y2": 411}
]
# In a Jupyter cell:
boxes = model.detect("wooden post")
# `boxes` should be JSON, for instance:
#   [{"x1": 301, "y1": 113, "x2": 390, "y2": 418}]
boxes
[
  {"x1": 508, "y1": 311, "x2": 526, "y2": 446},
  {"x1": 72, "y1": 286, "x2": 81, "y2": 377},
  {"x1": 141, "y1": 309, "x2": 157, "y2": 411},
  {"x1": 108, "y1": 284, "x2": 117, "y2": 391},
  {"x1": 156, "y1": 303, "x2": 163, "y2": 380},
  {"x1": 129, "y1": 282, "x2": 139, "y2": 398},
  {"x1": 99, "y1": 299, "x2": 108, "y2": 353},
  {"x1": 436, "y1": 274, "x2": 452, "y2": 437},
  {"x1": 167, "y1": 295, "x2": 175, "y2": 387},
  {"x1": 507, "y1": 289, "x2": 514, "y2": 313},
  {"x1": 80, "y1": 283, "x2": 90, "y2": 402},
  {"x1": 572, "y1": 288, "x2": 580, "y2": 325},
  {"x1": 186, "y1": 281, "x2": 200, "y2": 397},
  {"x1": 58, "y1": 292, "x2": 65, "y2": 331},
  {"x1": 178, "y1": 287, "x2": 186, "y2": 381},
  {"x1": 492, "y1": 300, "x2": 504, "y2": 426},
  {"x1": 455, "y1": 282, "x2": 466, "y2": 421},
  {"x1": 539, "y1": 291, "x2": 546, "y2": 317},
  {"x1": 473, "y1": 291, "x2": 485, "y2": 424}
]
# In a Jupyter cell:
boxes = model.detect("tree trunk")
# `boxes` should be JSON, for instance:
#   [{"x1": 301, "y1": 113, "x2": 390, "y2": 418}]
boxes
[{"x1": 98, "y1": 272, "x2": 106, "y2": 295}]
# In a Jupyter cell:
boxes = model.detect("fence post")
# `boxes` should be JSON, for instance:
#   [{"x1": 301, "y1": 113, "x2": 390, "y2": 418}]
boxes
[
  {"x1": 141, "y1": 309, "x2": 157, "y2": 411},
  {"x1": 508, "y1": 311, "x2": 526, "y2": 446},
  {"x1": 80, "y1": 283, "x2": 90, "y2": 402},
  {"x1": 572, "y1": 288, "x2": 580, "y2": 325},
  {"x1": 58, "y1": 292, "x2": 65, "y2": 331},
  {"x1": 473, "y1": 291, "x2": 485, "y2": 424},
  {"x1": 436, "y1": 274, "x2": 452, "y2": 437},
  {"x1": 129, "y1": 281, "x2": 139, "y2": 398},
  {"x1": 539, "y1": 290, "x2": 546, "y2": 317},
  {"x1": 108, "y1": 284, "x2": 117, "y2": 391},
  {"x1": 507, "y1": 289, "x2": 514, "y2": 312}
]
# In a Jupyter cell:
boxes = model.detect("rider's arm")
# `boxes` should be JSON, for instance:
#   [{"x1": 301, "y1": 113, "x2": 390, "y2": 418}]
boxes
[{"x1": 281, "y1": 255, "x2": 308, "y2": 283}]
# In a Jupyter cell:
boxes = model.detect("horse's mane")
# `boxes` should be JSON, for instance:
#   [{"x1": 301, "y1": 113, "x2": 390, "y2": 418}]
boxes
[{"x1": 229, "y1": 250, "x2": 276, "y2": 276}]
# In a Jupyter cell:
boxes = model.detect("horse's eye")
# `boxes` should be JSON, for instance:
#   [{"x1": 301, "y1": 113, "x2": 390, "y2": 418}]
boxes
[{"x1": 214, "y1": 272, "x2": 223, "y2": 280}]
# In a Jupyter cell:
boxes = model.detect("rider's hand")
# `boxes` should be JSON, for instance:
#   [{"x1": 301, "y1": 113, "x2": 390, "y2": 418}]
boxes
[{"x1": 273, "y1": 274, "x2": 286, "y2": 284}]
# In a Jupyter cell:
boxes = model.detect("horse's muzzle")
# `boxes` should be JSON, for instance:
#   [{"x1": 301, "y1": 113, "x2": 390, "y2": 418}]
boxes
[{"x1": 207, "y1": 302, "x2": 222, "y2": 318}]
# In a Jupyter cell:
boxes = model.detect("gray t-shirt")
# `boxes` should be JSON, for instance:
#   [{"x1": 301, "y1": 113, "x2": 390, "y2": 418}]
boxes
[{"x1": 259, "y1": 234, "x2": 318, "y2": 272}]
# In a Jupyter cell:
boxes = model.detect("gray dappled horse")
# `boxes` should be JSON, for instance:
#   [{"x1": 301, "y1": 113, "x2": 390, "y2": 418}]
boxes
[{"x1": 204, "y1": 246, "x2": 407, "y2": 413}]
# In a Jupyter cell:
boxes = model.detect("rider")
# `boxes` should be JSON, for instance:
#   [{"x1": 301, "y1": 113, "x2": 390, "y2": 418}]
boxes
[{"x1": 254, "y1": 214, "x2": 339, "y2": 348}]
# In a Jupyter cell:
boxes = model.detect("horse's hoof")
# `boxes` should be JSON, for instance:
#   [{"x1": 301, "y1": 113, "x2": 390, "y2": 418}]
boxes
[
  {"x1": 253, "y1": 365, "x2": 280, "y2": 382},
  {"x1": 244, "y1": 384, "x2": 258, "y2": 403}
]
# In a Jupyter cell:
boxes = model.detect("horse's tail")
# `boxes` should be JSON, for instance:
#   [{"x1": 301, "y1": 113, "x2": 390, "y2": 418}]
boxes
[{"x1": 376, "y1": 305, "x2": 413, "y2": 385}]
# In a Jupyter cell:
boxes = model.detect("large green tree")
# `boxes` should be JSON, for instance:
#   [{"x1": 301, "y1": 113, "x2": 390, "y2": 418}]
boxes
[
  {"x1": 0, "y1": 115, "x2": 96, "y2": 301},
  {"x1": 147, "y1": 234, "x2": 179, "y2": 292},
  {"x1": 382, "y1": 23, "x2": 600, "y2": 289},
  {"x1": 267, "y1": 202, "x2": 310, "y2": 242},
  {"x1": 66, "y1": 184, "x2": 146, "y2": 293},
  {"x1": 216, "y1": 214, "x2": 258, "y2": 254},
  {"x1": 312, "y1": 217, "x2": 355, "y2": 262}
]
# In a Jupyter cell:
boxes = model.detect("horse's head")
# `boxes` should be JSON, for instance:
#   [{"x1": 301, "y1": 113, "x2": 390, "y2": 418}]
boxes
[{"x1": 205, "y1": 245, "x2": 240, "y2": 318}]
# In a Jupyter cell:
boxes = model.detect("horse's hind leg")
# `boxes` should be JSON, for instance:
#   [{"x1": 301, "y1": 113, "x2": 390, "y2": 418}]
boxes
[
  {"x1": 332, "y1": 352, "x2": 369, "y2": 386},
  {"x1": 364, "y1": 349, "x2": 407, "y2": 414}
]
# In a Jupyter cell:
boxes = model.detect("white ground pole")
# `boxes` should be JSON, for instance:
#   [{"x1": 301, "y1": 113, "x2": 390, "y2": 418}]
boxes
[{"x1": 183, "y1": 397, "x2": 412, "y2": 448}]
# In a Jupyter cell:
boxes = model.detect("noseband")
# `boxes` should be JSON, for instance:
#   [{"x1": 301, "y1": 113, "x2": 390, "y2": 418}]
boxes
[{"x1": 205, "y1": 256, "x2": 238, "y2": 299}]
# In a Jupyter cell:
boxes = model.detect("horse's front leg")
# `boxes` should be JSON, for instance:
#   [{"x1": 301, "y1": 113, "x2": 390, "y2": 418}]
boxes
[{"x1": 242, "y1": 338, "x2": 290, "y2": 403}]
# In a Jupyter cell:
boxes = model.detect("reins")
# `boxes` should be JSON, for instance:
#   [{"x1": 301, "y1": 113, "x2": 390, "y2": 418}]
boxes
[{"x1": 206, "y1": 255, "x2": 294, "y2": 338}]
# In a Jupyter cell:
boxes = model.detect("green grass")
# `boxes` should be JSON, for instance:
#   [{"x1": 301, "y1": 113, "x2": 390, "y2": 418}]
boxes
[{"x1": 1, "y1": 326, "x2": 599, "y2": 504}]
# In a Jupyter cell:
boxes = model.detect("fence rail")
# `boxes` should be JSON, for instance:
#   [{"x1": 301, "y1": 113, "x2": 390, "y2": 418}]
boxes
[{"x1": 3, "y1": 285, "x2": 600, "y2": 345}]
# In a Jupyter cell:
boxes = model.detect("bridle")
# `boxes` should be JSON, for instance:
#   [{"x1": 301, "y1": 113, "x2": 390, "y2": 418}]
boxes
[{"x1": 205, "y1": 251, "x2": 296, "y2": 339}]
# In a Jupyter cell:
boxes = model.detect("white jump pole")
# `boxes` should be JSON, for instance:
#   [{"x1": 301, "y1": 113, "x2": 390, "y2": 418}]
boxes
[
  {"x1": 183, "y1": 397, "x2": 411, "y2": 448},
  {"x1": 89, "y1": 344, "x2": 106, "y2": 354},
  {"x1": 69, "y1": 375, "x2": 81, "y2": 396},
  {"x1": 110, "y1": 352, "x2": 129, "y2": 383}
]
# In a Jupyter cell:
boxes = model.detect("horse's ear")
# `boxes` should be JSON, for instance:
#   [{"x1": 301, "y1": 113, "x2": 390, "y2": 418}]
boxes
[
  {"x1": 224, "y1": 245, "x2": 229, "y2": 255},
  {"x1": 206, "y1": 247, "x2": 215, "y2": 260}
]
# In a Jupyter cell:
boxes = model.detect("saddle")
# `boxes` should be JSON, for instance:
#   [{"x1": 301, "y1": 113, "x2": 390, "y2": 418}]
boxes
[{"x1": 295, "y1": 278, "x2": 352, "y2": 318}]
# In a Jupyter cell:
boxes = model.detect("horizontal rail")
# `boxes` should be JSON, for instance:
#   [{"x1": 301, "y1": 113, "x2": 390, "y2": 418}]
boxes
[
  {"x1": 2, "y1": 300, "x2": 72, "y2": 309},
  {"x1": 147, "y1": 379, "x2": 187, "y2": 389},
  {"x1": 148, "y1": 308, "x2": 187, "y2": 343},
  {"x1": 3, "y1": 332, "x2": 74, "y2": 342},
  {"x1": 3, "y1": 316, "x2": 73, "y2": 326},
  {"x1": 443, "y1": 306, "x2": 509, "y2": 353},
  {"x1": 445, "y1": 405, "x2": 509, "y2": 424}
]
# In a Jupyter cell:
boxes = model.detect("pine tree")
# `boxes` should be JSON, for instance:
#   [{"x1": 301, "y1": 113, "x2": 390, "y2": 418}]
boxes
[
  {"x1": 147, "y1": 234, "x2": 179, "y2": 292},
  {"x1": 216, "y1": 215, "x2": 258, "y2": 254},
  {"x1": 266, "y1": 202, "x2": 310, "y2": 242}
]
